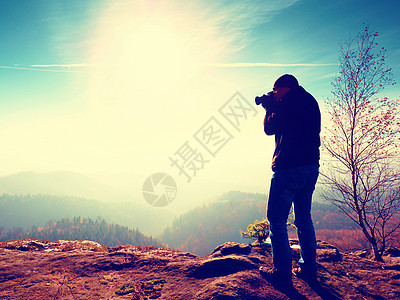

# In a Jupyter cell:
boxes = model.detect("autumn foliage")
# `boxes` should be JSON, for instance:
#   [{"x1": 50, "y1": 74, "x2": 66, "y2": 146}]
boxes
[
  {"x1": 321, "y1": 25, "x2": 400, "y2": 261},
  {"x1": 160, "y1": 191, "x2": 399, "y2": 256}
]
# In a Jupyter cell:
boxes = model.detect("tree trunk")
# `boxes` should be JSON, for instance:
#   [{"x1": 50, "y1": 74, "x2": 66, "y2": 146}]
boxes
[
  {"x1": 355, "y1": 200, "x2": 384, "y2": 262},
  {"x1": 371, "y1": 238, "x2": 384, "y2": 262}
]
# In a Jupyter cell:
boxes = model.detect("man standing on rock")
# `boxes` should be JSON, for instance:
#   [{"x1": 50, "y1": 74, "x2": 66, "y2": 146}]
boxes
[{"x1": 258, "y1": 74, "x2": 321, "y2": 285}]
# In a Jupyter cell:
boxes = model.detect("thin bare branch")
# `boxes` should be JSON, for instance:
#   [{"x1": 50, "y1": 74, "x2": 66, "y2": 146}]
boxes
[{"x1": 321, "y1": 25, "x2": 400, "y2": 261}]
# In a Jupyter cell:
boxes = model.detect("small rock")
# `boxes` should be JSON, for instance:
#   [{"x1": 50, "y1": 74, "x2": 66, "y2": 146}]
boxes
[
  {"x1": 209, "y1": 242, "x2": 251, "y2": 258},
  {"x1": 317, "y1": 240, "x2": 340, "y2": 250},
  {"x1": 317, "y1": 248, "x2": 342, "y2": 262},
  {"x1": 384, "y1": 247, "x2": 400, "y2": 258},
  {"x1": 351, "y1": 249, "x2": 370, "y2": 258},
  {"x1": 189, "y1": 255, "x2": 258, "y2": 279}
]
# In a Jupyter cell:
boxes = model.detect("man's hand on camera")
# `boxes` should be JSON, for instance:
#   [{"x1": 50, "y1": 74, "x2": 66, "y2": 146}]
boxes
[{"x1": 262, "y1": 94, "x2": 275, "y2": 110}]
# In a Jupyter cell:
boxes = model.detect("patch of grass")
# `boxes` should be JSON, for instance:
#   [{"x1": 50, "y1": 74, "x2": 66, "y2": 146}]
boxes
[
  {"x1": 115, "y1": 278, "x2": 166, "y2": 299},
  {"x1": 115, "y1": 282, "x2": 137, "y2": 295},
  {"x1": 141, "y1": 278, "x2": 166, "y2": 299}
]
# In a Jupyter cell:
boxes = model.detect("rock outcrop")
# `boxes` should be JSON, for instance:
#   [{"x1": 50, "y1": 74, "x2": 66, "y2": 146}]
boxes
[{"x1": 0, "y1": 239, "x2": 399, "y2": 299}]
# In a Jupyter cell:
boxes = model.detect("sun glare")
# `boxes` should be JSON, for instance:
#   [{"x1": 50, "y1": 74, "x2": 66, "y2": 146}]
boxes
[
  {"x1": 126, "y1": 22, "x2": 193, "y2": 92},
  {"x1": 79, "y1": 2, "x2": 227, "y2": 175},
  {"x1": 86, "y1": 5, "x2": 210, "y2": 111}
]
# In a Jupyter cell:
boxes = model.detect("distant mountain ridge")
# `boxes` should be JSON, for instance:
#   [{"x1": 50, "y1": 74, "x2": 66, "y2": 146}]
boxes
[
  {"x1": 0, "y1": 194, "x2": 176, "y2": 236},
  {"x1": 0, "y1": 171, "x2": 131, "y2": 202}
]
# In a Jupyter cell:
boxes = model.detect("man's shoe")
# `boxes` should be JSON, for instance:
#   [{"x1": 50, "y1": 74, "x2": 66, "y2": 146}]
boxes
[
  {"x1": 292, "y1": 267, "x2": 317, "y2": 282},
  {"x1": 259, "y1": 266, "x2": 292, "y2": 286}
]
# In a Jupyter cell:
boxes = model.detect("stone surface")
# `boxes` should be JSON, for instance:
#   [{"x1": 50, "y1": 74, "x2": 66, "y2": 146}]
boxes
[
  {"x1": 209, "y1": 241, "x2": 252, "y2": 258},
  {"x1": 0, "y1": 239, "x2": 400, "y2": 299}
]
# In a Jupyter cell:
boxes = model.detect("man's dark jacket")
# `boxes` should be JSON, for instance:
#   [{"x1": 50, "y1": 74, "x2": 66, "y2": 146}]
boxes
[{"x1": 264, "y1": 86, "x2": 321, "y2": 171}]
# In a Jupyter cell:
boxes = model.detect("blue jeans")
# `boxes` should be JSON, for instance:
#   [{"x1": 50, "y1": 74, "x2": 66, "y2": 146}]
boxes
[{"x1": 267, "y1": 164, "x2": 319, "y2": 275}]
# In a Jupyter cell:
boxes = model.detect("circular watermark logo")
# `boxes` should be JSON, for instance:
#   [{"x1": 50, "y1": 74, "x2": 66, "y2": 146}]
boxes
[{"x1": 142, "y1": 173, "x2": 177, "y2": 207}]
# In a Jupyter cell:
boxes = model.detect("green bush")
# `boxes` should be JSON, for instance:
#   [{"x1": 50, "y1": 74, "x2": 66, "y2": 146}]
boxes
[
  {"x1": 240, "y1": 218, "x2": 270, "y2": 244},
  {"x1": 240, "y1": 204, "x2": 296, "y2": 243}
]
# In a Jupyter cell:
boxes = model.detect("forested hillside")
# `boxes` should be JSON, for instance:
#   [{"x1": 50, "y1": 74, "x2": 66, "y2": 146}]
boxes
[
  {"x1": 161, "y1": 191, "x2": 266, "y2": 256},
  {"x1": 0, "y1": 194, "x2": 175, "y2": 236},
  {"x1": 3, "y1": 191, "x2": 394, "y2": 256},
  {"x1": 0, "y1": 216, "x2": 160, "y2": 248},
  {"x1": 161, "y1": 191, "x2": 375, "y2": 256}
]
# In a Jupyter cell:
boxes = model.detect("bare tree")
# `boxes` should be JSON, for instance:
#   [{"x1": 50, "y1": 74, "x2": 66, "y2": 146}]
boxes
[{"x1": 321, "y1": 25, "x2": 400, "y2": 262}]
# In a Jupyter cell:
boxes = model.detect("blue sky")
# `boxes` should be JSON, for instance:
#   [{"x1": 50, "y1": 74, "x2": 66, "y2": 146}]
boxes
[{"x1": 1, "y1": 0, "x2": 399, "y2": 208}]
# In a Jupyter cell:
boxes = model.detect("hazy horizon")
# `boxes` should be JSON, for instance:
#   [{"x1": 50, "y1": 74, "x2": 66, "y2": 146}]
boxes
[
  {"x1": 1, "y1": 0, "x2": 399, "y2": 213},
  {"x1": 0, "y1": 169, "x2": 269, "y2": 214}
]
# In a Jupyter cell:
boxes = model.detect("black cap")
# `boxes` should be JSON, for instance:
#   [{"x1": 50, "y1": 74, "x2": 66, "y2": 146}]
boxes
[{"x1": 273, "y1": 74, "x2": 299, "y2": 89}]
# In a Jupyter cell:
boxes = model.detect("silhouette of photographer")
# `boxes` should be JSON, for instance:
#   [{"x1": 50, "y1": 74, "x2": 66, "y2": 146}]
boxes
[{"x1": 258, "y1": 74, "x2": 321, "y2": 286}]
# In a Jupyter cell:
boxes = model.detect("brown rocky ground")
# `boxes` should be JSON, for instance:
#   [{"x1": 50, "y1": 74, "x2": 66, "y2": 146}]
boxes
[{"x1": 0, "y1": 239, "x2": 399, "y2": 299}]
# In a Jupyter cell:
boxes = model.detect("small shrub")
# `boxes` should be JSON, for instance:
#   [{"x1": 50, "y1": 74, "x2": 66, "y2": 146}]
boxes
[
  {"x1": 240, "y1": 204, "x2": 296, "y2": 243},
  {"x1": 240, "y1": 218, "x2": 270, "y2": 244}
]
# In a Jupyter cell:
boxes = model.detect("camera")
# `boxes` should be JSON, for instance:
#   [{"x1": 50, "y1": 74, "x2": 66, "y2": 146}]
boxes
[{"x1": 255, "y1": 91, "x2": 274, "y2": 108}]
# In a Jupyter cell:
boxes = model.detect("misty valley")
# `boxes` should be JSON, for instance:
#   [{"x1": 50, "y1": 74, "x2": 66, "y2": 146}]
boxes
[{"x1": 0, "y1": 191, "x2": 381, "y2": 257}]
